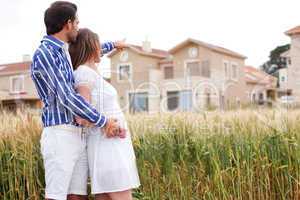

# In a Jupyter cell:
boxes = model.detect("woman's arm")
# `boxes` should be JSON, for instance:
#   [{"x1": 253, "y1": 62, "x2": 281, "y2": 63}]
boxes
[
  {"x1": 75, "y1": 85, "x2": 123, "y2": 138},
  {"x1": 75, "y1": 85, "x2": 93, "y2": 127}
]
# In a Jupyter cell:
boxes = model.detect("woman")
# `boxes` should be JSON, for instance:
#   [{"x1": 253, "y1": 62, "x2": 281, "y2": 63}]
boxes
[{"x1": 69, "y1": 28, "x2": 140, "y2": 200}]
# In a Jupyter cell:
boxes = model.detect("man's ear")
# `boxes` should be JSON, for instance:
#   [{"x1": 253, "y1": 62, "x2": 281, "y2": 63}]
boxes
[{"x1": 65, "y1": 19, "x2": 72, "y2": 31}]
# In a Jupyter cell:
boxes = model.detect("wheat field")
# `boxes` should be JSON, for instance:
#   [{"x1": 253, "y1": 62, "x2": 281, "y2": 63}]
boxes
[{"x1": 0, "y1": 108, "x2": 299, "y2": 200}]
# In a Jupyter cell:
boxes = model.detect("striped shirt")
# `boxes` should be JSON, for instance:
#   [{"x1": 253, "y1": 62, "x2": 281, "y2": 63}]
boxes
[{"x1": 31, "y1": 35, "x2": 115, "y2": 128}]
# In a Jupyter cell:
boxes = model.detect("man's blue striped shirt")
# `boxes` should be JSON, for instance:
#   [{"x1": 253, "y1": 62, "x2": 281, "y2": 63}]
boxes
[{"x1": 31, "y1": 35, "x2": 115, "y2": 127}]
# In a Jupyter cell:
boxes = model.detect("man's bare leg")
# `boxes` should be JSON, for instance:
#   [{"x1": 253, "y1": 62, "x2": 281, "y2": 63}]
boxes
[
  {"x1": 67, "y1": 194, "x2": 88, "y2": 200},
  {"x1": 104, "y1": 190, "x2": 133, "y2": 200},
  {"x1": 95, "y1": 193, "x2": 112, "y2": 200}
]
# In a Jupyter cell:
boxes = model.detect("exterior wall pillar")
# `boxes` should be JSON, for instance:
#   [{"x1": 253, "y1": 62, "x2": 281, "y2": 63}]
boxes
[{"x1": 149, "y1": 69, "x2": 162, "y2": 113}]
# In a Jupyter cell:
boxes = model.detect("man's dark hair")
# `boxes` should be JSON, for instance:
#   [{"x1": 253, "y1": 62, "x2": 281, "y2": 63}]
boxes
[{"x1": 44, "y1": 1, "x2": 77, "y2": 35}]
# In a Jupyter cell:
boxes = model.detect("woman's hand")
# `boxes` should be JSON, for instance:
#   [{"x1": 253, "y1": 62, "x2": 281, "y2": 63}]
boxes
[
  {"x1": 102, "y1": 118, "x2": 120, "y2": 138},
  {"x1": 117, "y1": 127, "x2": 127, "y2": 138},
  {"x1": 102, "y1": 118, "x2": 127, "y2": 138}
]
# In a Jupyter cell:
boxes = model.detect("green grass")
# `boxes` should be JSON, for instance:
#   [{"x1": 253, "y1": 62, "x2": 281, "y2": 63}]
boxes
[{"x1": 0, "y1": 109, "x2": 300, "y2": 199}]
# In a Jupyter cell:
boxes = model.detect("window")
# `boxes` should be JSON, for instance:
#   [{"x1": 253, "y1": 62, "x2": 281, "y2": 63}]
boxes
[
  {"x1": 220, "y1": 95, "x2": 225, "y2": 109},
  {"x1": 186, "y1": 61, "x2": 201, "y2": 76},
  {"x1": 258, "y1": 93, "x2": 264, "y2": 104},
  {"x1": 224, "y1": 61, "x2": 230, "y2": 78},
  {"x1": 281, "y1": 76, "x2": 285, "y2": 82},
  {"x1": 129, "y1": 92, "x2": 148, "y2": 113},
  {"x1": 164, "y1": 66, "x2": 174, "y2": 79},
  {"x1": 236, "y1": 98, "x2": 241, "y2": 107},
  {"x1": 167, "y1": 90, "x2": 192, "y2": 111},
  {"x1": 10, "y1": 75, "x2": 24, "y2": 93},
  {"x1": 186, "y1": 61, "x2": 210, "y2": 77},
  {"x1": 252, "y1": 93, "x2": 256, "y2": 102},
  {"x1": 179, "y1": 90, "x2": 192, "y2": 111},
  {"x1": 246, "y1": 92, "x2": 250, "y2": 98},
  {"x1": 167, "y1": 91, "x2": 179, "y2": 110},
  {"x1": 201, "y1": 60, "x2": 211, "y2": 78},
  {"x1": 231, "y1": 63, "x2": 238, "y2": 80},
  {"x1": 118, "y1": 64, "x2": 131, "y2": 81},
  {"x1": 206, "y1": 93, "x2": 211, "y2": 107}
]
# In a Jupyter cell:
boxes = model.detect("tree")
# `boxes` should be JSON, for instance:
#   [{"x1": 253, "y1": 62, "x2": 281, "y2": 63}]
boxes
[{"x1": 260, "y1": 44, "x2": 290, "y2": 75}]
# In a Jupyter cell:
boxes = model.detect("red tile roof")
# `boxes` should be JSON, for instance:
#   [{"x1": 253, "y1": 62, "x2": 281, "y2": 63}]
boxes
[
  {"x1": 107, "y1": 44, "x2": 169, "y2": 58},
  {"x1": 108, "y1": 38, "x2": 246, "y2": 60},
  {"x1": 244, "y1": 66, "x2": 277, "y2": 86},
  {"x1": 285, "y1": 26, "x2": 300, "y2": 36},
  {"x1": 130, "y1": 45, "x2": 169, "y2": 57},
  {"x1": 0, "y1": 61, "x2": 31, "y2": 74},
  {"x1": 1, "y1": 93, "x2": 39, "y2": 101}
]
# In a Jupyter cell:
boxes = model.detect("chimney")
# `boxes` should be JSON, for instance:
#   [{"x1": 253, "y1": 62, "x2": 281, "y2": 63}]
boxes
[
  {"x1": 142, "y1": 37, "x2": 152, "y2": 53},
  {"x1": 22, "y1": 54, "x2": 31, "y2": 62}
]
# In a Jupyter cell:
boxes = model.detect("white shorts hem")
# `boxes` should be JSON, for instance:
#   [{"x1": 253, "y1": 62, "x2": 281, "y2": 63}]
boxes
[
  {"x1": 68, "y1": 190, "x2": 88, "y2": 196},
  {"x1": 91, "y1": 184, "x2": 141, "y2": 195},
  {"x1": 45, "y1": 193, "x2": 66, "y2": 200}
]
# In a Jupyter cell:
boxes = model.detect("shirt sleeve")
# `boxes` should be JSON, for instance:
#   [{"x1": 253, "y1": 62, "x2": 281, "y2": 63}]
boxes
[
  {"x1": 33, "y1": 48, "x2": 107, "y2": 128},
  {"x1": 101, "y1": 41, "x2": 115, "y2": 55},
  {"x1": 74, "y1": 66, "x2": 97, "y2": 90}
]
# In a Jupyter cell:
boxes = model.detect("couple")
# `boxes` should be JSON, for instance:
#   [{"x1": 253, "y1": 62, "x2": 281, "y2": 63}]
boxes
[{"x1": 30, "y1": 1, "x2": 140, "y2": 200}]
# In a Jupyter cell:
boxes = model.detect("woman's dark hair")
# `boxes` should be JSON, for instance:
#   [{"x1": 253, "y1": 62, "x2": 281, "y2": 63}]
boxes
[
  {"x1": 44, "y1": 1, "x2": 77, "y2": 35},
  {"x1": 69, "y1": 28, "x2": 100, "y2": 70}
]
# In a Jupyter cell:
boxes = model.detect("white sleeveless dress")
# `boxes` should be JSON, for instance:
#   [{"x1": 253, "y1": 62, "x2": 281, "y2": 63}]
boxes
[{"x1": 73, "y1": 65, "x2": 140, "y2": 194}]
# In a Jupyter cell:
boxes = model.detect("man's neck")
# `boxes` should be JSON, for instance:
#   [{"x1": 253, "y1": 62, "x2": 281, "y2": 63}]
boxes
[{"x1": 52, "y1": 32, "x2": 68, "y2": 44}]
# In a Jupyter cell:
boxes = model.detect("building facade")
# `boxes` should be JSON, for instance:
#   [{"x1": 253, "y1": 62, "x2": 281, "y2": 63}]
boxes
[
  {"x1": 279, "y1": 26, "x2": 300, "y2": 100},
  {"x1": 244, "y1": 66, "x2": 277, "y2": 105},
  {"x1": 109, "y1": 38, "x2": 249, "y2": 113},
  {"x1": 0, "y1": 61, "x2": 41, "y2": 111}
]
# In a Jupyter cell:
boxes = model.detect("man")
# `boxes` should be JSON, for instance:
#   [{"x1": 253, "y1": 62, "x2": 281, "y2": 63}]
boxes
[{"x1": 31, "y1": 1, "x2": 126, "y2": 200}]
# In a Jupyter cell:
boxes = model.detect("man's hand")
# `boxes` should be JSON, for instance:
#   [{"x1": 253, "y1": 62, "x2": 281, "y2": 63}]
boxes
[
  {"x1": 114, "y1": 39, "x2": 128, "y2": 51},
  {"x1": 76, "y1": 116, "x2": 127, "y2": 138},
  {"x1": 102, "y1": 118, "x2": 120, "y2": 138},
  {"x1": 75, "y1": 116, "x2": 94, "y2": 127}
]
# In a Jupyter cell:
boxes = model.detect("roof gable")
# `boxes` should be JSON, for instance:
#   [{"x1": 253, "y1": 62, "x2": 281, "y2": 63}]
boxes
[
  {"x1": 168, "y1": 38, "x2": 247, "y2": 59},
  {"x1": 107, "y1": 44, "x2": 169, "y2": 59},
  {"x1": 0, "y1": 61, "x2": 31, "y2": 75},
  {"x1": 285, "y1": 25, "x2": 300, "y2": 36},
  {"x1": 244, "y1": 66, "x2": 277, "y2": 85}
]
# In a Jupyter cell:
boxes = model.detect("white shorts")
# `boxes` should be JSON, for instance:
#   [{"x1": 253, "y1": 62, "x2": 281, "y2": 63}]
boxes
[{"x1": 40, "y1": 124, "x2": 88, "y2": 200}]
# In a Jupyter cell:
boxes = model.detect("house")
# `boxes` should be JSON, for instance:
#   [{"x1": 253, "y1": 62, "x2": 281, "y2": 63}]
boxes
[
  {"x1": 0, "y1": 58, "x2": 111, "y2": 112},
  {"x1": 108, "y1": 41, "x2": 169, "y2": 113},
  {"x1": 244, "y1": 66, "x2": 277, "y2": 105},
  {"x1": 278, "y1": 25, "x2": 300, "y2": 100},
  {"x1": 0, "y1": 61, "x2": 41, "y2": 111},
  {"x1": 108, "y1": 38, "x2": 249, "y2": 113}
]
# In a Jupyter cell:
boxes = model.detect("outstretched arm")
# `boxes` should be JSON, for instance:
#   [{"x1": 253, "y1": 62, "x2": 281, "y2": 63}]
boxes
[{"x1": 101, "y1": 40, "x2": 127, "y2": 55}]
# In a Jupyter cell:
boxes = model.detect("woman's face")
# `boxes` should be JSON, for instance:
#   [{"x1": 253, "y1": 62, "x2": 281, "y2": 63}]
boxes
[{"x1": 93, "y1": 41, "x2": 102, "y2": 63}]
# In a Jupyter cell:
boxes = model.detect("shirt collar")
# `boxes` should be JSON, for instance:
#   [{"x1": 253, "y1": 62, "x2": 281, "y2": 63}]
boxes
[
  {"x1": 42, "y1": 35, "x2": 65, "y2": 51},
  {"x1": 63, "y1": 42, "x2": 69, "y2": 51}
]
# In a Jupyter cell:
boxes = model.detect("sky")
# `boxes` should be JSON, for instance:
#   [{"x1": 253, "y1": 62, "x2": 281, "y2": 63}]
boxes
[{"x1": 0, "y1": 0, "x2": 299, "y2": 71}]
